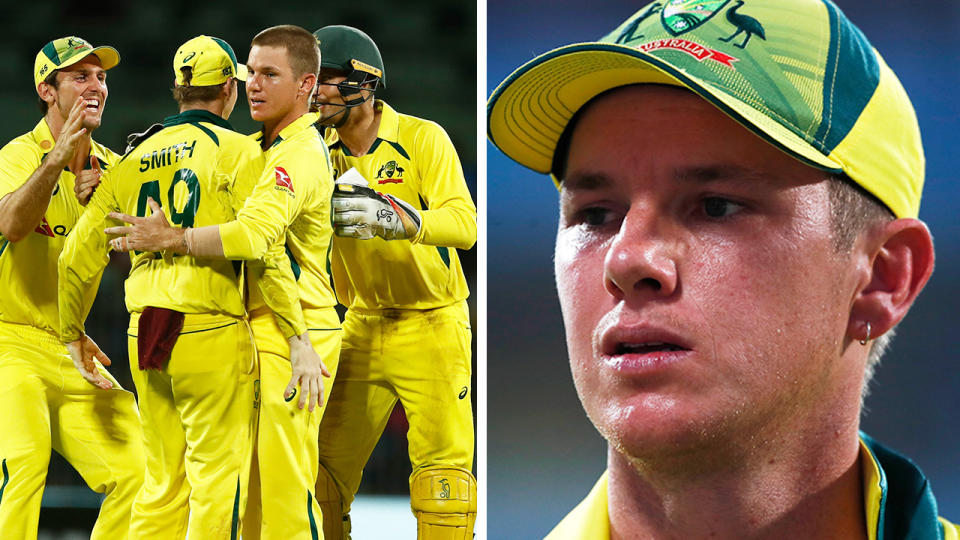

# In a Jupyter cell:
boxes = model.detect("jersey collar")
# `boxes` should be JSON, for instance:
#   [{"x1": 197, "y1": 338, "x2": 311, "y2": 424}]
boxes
[
  {"x1": 374, "y1": 100, "x2": 400, "y2": 143},
  {"x1": 34, "y1": 118, "x2": 57, "y2": 150},
  {"x1": 256, "y1": 112, "x2": 321, "y2": 149},
  {"x1": 162, "y1": 109, "x2": 233, "y2": 130},
  {"x1": 860, "y1": 432, "x2": 945, "y2": 540},
  {"x1": 551, "y1": 433, "x2": 944, "y2": 540}
]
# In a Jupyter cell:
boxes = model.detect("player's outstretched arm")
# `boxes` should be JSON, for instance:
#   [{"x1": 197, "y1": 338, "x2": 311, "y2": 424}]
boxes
[
  {"x1": 65, "y1": 333, "x2": 113, "y2": 390},
  {"x1": 285, "y1": 333, "x2": 332, "y2": 412},
  {"x1": 106, "y1": 197, "x2": 192, "y2": 254}
]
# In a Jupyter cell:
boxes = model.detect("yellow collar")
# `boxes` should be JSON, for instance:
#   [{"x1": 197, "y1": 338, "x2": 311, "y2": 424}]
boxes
[{"x1": 548, "y1": 438, "x2": 891, "y2": 540}]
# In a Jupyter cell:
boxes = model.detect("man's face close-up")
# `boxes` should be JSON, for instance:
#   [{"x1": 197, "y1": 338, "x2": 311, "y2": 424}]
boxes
[
  {"x1": 246, "y1": 44, "x2": 297, "y2": 124},
  {"x1": 555, "y1": 85, "x2": 866, "y2": 463},
  {"x1": 53, "y1": 55, "x2": 108, "y2": 131}
]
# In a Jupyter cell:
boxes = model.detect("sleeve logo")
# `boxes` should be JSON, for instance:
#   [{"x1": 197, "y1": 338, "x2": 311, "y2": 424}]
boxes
[{"x1": 275, "y1": 166, "x2": 294, "y2": 192}]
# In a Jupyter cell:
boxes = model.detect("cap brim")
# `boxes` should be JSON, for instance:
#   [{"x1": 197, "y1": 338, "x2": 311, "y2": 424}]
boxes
[
  {"x1": 488, "y1": 42, "x2": 843, "y2": 176},
  {"x1": 236, "y1": 63, "x2": 248, "y2": 81},
  {"x1": 90, "y1": 46, "x2": 120, "y2": 70}
]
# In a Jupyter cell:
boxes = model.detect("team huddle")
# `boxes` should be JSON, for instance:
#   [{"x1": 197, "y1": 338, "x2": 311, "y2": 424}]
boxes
[{"x1": 0, "y1": 24, "x2": 476, "y2": 540}]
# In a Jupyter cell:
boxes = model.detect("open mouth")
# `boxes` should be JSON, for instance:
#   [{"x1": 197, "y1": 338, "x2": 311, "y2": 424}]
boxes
[
  {"x1": 84, "y1": 98, "x2": 100, "y2": 112},
  {"x1": 615, "y1": 342, "x2": 687, "y2": 355}
]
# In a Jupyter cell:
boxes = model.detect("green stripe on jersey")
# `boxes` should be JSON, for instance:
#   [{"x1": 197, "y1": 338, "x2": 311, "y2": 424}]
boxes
[{"x1": 307, "y1": 491, "x2": 319, "y2": 540}]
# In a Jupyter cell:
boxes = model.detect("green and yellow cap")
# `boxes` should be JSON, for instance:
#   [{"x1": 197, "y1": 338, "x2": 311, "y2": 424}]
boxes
[
  {"x1": 34, "y1": 36, "x2": 120, "y2": 87},
  {"x1": 173, "y1": 35, "x2": 247, "y2": 87},
  {"x1": 487, "y1": 0, "x2": 924, "y2": 218}
]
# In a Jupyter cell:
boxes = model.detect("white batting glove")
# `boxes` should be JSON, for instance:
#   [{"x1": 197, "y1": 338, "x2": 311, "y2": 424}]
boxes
[{"x1": 332, "y1": 181, "x2": 421, "y2": 241}]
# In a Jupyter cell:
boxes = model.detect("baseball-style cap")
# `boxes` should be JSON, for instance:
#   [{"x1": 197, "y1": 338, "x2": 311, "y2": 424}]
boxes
[
  {"x1": 487, "y1": 0, "x2": 924, "y2": 219},
  {"x1": 34, "y1": 36, "x2": 120, "y2": 87},
  {"x1": 173, "y1": 35, "x2": 248, "y2": 87}
]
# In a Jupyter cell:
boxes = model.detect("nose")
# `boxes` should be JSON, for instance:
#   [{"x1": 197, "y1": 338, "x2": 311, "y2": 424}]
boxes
[
  {"x1": 246, "y1": 74, "x2": 259, "y2": 92},
  {"x1": 90, "y1": 76, "x2": 107, "y2": 95},
  {"x1": 603, "y1": 209, "x2": 678, "y2": 301}
]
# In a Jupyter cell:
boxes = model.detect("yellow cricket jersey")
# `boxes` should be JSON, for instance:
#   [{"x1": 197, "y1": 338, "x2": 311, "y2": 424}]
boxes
[
  {"x1": 0, "y1": 119, "x2": 118, "y2": 335},
  {"x1": 218, "y1": 112, "x2": 338, "y2": 323},
  {"x1": 325, "y1": 100, "x2": 476, "y2": 310},
  {"x1": 59, "y1": 109, "x2": 304, "y2": 343},
  {"x1": 545, "y1": 433, "x2": 959, "y2": 540}
]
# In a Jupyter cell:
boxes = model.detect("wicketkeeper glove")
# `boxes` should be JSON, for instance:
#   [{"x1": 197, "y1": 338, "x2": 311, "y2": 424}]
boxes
[{"x1": 332, "y1": 176, "x2": 421, "y2": 241}]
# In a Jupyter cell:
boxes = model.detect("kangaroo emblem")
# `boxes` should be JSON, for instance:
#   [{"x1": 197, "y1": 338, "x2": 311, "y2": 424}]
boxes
[{"x1": 615, "y1": 2, "x2": 662, "y2": 44}]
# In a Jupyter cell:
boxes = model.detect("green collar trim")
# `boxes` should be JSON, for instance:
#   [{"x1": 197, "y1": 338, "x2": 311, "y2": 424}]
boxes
[
  {"x1": 162, "y1": 109, "x2": 232, "y2": 130},
  {"x1": 860, "y1": 431, "x2": 944, "y2": 540}
]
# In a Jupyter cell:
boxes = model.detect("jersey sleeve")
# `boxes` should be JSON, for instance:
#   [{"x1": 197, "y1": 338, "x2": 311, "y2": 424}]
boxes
[
  {"x1": 410, "y1": 122, "x2": 477, "y2": 250},
  {"x1": 219, "y1": 152, "x2": 305, "y2": 260},
  {"x1": 254, "y1": 234, "x2": 307, "y2": 339},
  {"x1": 58, "y1": 171, "x2": 118, "y2": 343},
  {"x1": 0, "y1": 140, "x2": 42, "y2": 201}
]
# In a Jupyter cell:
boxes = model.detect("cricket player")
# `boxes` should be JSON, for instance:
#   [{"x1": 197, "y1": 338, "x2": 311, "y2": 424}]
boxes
[
  {"x1": 105, "y1": 25, "x2": 341, "y2": 539},
  {"x1": 310, "y1": 25, "x2": 477, "y2": 540},
  {"x1": 488, "y1": 0, "x2": 959, "y2": 538},
  {"x1": 0, "y1": 36, "x2": 143, "y2": 539},
  {"x1": 58, "y1": 35, "x2": 312, "y2": 539}
]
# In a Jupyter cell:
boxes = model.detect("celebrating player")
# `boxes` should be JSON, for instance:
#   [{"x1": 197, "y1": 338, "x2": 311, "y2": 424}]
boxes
[
  {"x1": 487, "y1": 0, "x2": 958, "y2": 538},
  {"x1": 0, "y1": 36, "x2": 144, "y2": 539},
  {"x1": 58, "y1": 35, "x2": 310, "y2": 538},
  {"x1": 105, "y1": 25, "x2": 341, "y2": 538},
  {"x1": 311, "y1": 25, "x2": 478, "y2": 540}
]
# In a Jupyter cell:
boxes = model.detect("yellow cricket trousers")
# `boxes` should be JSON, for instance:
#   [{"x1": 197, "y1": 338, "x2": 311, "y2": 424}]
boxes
[
  {"x1": 316, "y1": 301, "x2": 474, "y2": 515},
  {"x1": 126, "y1": 311, "x2": 257, "y2": 540},
  {"x1": 0, "y1": 320, "x2": 144, "y2": 539},
  {"x1": 244, "y1": 307, "x2": 342, "y2": 540}
]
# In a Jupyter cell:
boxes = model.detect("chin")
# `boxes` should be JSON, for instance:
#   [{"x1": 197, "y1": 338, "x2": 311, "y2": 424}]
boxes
[
  {"x1": 590, "y1": 392, "x2": 725, "y2": 461},
  {"x1": 82, "y1": 116, "x2": 102, "y2": 131}
]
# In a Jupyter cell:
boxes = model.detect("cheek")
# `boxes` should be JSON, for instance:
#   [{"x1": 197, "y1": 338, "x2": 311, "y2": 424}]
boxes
[{"x1": 555, "y1": 229, "x2": 610, "y2": 371}]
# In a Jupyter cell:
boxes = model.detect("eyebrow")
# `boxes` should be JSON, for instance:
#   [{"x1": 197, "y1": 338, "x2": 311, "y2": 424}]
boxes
[
  {"x1": 562, "y1": 164, "x2": 768, "y2": 191},
  {"x1": 561, "y1": 172, "x2": 613, "y2": 191},
  {"x1": 65, "y1": 66, "x2": 105, "y2": 76},
  {"x1": 675, "y1": 164, "x2": 767, "y2": 184},
  {"x1": 249, "y1": 64, "x2": 281, "y2": 73}
]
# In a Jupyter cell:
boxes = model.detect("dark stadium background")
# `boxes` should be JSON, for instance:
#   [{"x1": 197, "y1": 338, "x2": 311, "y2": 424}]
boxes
[
  {"x1": 0, "y1": 0, "x2": 476, "y2": 536},
  {"x1": 488, "y1": 1, "x2": 960, "y2": 538}
]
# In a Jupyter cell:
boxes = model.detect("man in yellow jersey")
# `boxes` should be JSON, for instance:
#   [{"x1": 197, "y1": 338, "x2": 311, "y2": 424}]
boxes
[
  {"x1": 105, "y1": 25, "x2": 342, "y2": 540},
  {"x1": 58, "y1": 35, "x2": 314, "y2": 539},
  {"x1": 310, "y1": 25, "x2": 477, "y2": 540},
  {"x1": 0, "y1": 36, "x2": 143, "y2": 539},
  {"x1": 487, "y1": 0, "x2": 959, "y2": 538}
]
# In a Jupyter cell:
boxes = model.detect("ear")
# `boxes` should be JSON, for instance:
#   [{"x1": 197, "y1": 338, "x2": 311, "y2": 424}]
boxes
[
  {"x1": 37, "y1": 81, "x2": 57, "y2": 107},
  {"x1": 300, "y1": 72, "x2": 318, "y2": 97},
  {"x1": 221, "y1": 79, "x2": 234, "y2": 99},
  {"x1": 848, "y1": 218, "x2": 934, "y2": 341}
]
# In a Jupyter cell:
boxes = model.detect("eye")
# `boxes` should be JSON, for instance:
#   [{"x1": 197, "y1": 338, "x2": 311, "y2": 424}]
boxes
[
  {"x1": 581, "y1": 207, "x2": 613, "y2": 226},
  {"x1": 701, "y1": 197, "x2": 744, "y2": 219}
]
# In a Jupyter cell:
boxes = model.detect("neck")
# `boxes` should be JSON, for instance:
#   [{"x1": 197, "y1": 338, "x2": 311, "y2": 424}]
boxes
[
  {"x1": 607, "y1": 414, "x2": 867, "y2": 540},
  {"x1": 335, "y1": 101, "x2": 380, "y2": 156},
  {"x1": 46, "y1": 113, "x2": 93, "y2": 173},
  {"x1": 180, "y1": 101, "x2": 227, "y2": 119},
  {"x1": 262, "y1": 102, "x2": 309, "y2": 149}
]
